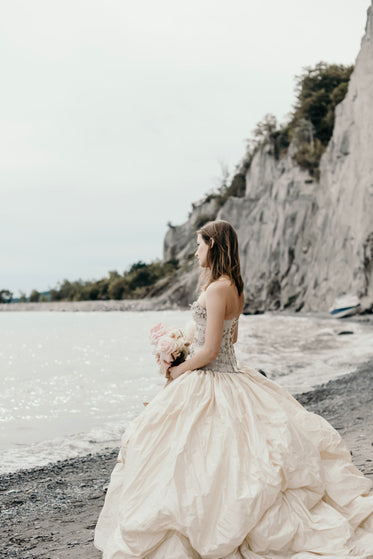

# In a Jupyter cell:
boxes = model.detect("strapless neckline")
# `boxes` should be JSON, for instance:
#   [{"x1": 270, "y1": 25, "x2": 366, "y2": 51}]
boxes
[{"x1": 191, "y1": 301, "x2": 239, "y2": 324}]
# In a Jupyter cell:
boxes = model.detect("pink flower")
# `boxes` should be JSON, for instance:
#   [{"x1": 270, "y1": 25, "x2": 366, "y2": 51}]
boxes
[
  {"x1": 150, "y1": 321, "x2": 191, "y2": 377},
  {"x1": 157, "y1": 336, "x2": 178, "y2": 358},
  {"x1": 150, "y1": 322, "x2": 167, "y2": 345},
  {"x1": 168, "y1": 328, "x2": 183, "y2": 339}
]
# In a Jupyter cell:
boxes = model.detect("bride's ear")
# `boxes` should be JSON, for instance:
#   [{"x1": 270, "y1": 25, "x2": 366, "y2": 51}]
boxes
[{"x1": 209, "y1": 238, "x2": 215, "y2": 248}]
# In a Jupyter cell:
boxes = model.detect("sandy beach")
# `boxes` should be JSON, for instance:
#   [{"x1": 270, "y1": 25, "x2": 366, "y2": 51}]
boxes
[{"x1": 1, "y1": 361, "x2": 373, "y2": 559}]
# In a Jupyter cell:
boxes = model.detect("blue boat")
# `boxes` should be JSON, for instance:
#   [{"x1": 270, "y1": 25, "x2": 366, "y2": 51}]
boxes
[{"x1": 329, "y1": 295, "x2": 360, "y2": 318}]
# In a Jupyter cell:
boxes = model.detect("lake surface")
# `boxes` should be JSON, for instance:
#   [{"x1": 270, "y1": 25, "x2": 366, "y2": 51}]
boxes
[{"x1": 1, "y1": 310, "x2": 372, "y2": 473}]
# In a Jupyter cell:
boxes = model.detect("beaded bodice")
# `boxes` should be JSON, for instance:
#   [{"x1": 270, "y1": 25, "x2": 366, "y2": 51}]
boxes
[{"x1": 190, "y1": 301, "x2": 239, "y2": 373}]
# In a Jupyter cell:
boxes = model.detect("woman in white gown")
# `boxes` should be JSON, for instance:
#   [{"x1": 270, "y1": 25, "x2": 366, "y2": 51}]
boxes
[{"x1": 94, "y1": 220, "x2": 373, "y2": 558}]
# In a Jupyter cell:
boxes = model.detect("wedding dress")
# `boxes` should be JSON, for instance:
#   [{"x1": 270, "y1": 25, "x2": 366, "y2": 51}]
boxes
[{"x1": 94, "y1": 301, "x2": 373, "y2": 558}]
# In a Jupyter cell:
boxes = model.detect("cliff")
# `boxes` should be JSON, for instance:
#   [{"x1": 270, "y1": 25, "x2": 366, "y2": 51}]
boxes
[{"x1": 161, "y1": 2, "x2": 373, "y2": 313}]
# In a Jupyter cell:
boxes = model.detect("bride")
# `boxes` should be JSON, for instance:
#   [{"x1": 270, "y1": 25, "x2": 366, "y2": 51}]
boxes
[{"x1": 94, "y1": 220, "x2": 373, "y2": 558}]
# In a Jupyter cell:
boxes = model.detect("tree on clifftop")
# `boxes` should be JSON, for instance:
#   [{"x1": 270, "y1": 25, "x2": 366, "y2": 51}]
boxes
[
  {"x1": 242, "y1": 61, "x2": 353, "y2": 179},
  {"x1": 293, "y1": 61, "x2": 353, "y2": 147}
]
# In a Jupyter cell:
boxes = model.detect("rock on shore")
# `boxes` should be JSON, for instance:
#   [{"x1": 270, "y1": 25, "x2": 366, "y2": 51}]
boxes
[{"x1": 1, "y1": 363, "x2": 372, "y2": 559}]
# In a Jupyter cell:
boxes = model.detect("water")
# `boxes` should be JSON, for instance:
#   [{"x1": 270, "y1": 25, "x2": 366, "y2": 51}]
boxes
[{"x1": 0, "y1": 310, "x2": 372, "y2": 474}]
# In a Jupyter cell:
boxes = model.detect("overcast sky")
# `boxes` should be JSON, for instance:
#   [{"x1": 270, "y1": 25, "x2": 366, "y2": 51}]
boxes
[{"x1": 0, "y1": 0, "x2": 370, "y2": 296}]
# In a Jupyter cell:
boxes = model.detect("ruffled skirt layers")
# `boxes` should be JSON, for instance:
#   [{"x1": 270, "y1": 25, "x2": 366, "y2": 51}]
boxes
[{"x1": 94, "y1": 368, "x2": 373, "y2": 558}]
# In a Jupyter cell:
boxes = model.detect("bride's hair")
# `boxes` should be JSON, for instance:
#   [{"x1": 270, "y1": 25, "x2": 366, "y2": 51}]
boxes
[{"x1": 197, "y1": 220, "x2": 244, "y2": 295}]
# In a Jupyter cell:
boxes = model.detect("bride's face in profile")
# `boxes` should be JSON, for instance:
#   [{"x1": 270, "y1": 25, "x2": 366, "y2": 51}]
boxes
[{"x1": 195, "y1": 234, "x2": 210, "y2": 268}]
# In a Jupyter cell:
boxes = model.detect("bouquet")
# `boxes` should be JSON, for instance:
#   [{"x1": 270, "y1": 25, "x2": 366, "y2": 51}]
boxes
[{"x1": 150, "y1": 321, "x2": 195, "y2": 378}]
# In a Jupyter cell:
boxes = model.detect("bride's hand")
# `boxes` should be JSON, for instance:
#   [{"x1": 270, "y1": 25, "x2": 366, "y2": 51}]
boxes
[{"x1": 168, "y1": 363, "x2": 185, "y2": 380}]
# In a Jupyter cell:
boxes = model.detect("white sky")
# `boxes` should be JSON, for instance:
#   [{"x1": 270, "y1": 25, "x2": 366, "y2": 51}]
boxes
[{"x1": 0, "y1": 0, "x2": 370, "y2": 295}]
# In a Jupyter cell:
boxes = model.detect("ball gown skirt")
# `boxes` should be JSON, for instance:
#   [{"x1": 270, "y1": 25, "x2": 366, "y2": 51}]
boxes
[{"x1": 94, "y1": 303, "x2": 373, "y2": 558}]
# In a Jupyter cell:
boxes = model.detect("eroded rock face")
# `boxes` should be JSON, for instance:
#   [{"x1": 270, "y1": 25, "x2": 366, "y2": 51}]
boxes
[
  {"x1": 305, "y1": 3, "x2": 373, "y2": 311},
  {"x1": 218, "y1": 147, "x2": 318, "y2": 312},
  {"x1": 163, "y1": 197, "x2": 220, "y2": 262},
  {"x1": 160, "y1": 2, "x2": 373, "y2": 312}
]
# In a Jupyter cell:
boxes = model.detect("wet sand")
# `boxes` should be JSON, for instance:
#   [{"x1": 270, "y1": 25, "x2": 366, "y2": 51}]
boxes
[{"x1": 1, "y1": 363, "x2": 373, "y2": 559}]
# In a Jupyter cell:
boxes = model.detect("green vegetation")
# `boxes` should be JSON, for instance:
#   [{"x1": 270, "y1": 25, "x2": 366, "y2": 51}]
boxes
[
  {"x1": 197, "y1": 63, "x2": 352, "y2": 210},
  {"x1": 216, "y1": 172, "x2": 246, "y2": 206},
  {"x1": 48, "y1": 259, "x2": 179, "y2": 302},
  {"x1": 190, "y1": 162, "x2": 245, "y2": 218},
  {"x1": 0, "y1": 289, "x2": 13, "y2": 303},
  {"x1": 29, "y1": 290, "x2": 40, "y2": 302},
  {"x1": 293, "y1": 63, "x2": 352, "y2": 144},
  {"x1": 198, "y1": 171, "x2": 247, "y2": 219},
  {"x1": 243, "y1": 62, "x2": 353, "y2": 179}
]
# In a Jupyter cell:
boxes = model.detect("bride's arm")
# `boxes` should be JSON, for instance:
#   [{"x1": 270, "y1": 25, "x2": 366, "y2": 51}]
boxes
[{"x1": 169, "y1": 283, "x2": 226, "y2": 380}]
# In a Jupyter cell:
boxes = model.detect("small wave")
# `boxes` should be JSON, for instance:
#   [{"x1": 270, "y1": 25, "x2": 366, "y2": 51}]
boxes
[{"x1": 0, "y1": 420, "x2": 131, "y2": 474}]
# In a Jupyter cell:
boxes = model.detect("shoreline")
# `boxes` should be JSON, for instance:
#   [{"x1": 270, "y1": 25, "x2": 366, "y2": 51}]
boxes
[
  {"x1": 1, "y1": 363, "x2": 373, "y2": 558},
  {"x1": 0, "y1": 299, "x2": 182, "y2": 312},
  {"x1": 1, "y1": 300, "x2": 372, "y2": 327}
]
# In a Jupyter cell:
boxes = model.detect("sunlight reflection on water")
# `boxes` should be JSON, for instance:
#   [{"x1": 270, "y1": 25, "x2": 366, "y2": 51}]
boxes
[{"x1": 0, "y1": 310, "x2": 372, "y2": 473}]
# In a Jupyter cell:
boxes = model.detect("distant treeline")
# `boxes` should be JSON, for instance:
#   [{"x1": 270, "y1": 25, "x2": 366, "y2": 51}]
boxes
[
  {"x1": 49, "y1": 260, "x2": 179, "y2": 301},
  {"x1": 0, "y1": 259, "x2": 179, "y2": 303}
]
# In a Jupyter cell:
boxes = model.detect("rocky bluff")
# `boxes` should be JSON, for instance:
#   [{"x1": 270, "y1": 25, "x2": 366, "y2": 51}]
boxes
[{"x1": 161, "y1": 2, "x2": 373, "y2": 313}]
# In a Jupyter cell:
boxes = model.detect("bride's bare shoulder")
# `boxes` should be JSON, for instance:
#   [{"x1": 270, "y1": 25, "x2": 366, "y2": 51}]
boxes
[
  {"x1": 205, "y1": 277, "x2": 231, "y2": 294},
  {"x1": 206, "y1": 278, "x2": 244, "y2": 315},
  {"x1": 205, "y1": 278, "x2": 238, "y2": 303}
]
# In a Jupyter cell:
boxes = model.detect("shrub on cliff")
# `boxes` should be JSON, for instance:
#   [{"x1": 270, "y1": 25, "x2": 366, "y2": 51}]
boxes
[
  {"x1": 291, "y1": 63, "x2": 352, "y2": 177},
  {"x1": 203, "y1": 171, "x2": 247, "y2": 211},
  {"x1": 292, "y1": 138, "x2": 325, "y2": 178},
  {"x1": 241, "y1": 62, "x2": 353, "y2": 178},
  {"x1": 293, "y1": 62, "x2": 353, "y2": 145}
]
